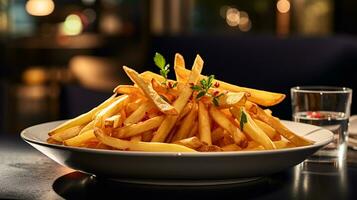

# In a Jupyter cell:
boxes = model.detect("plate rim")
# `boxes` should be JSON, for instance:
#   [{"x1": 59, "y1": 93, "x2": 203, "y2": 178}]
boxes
[{"x1": 21, "y1": 120, "x2": 333, "y2": 157}]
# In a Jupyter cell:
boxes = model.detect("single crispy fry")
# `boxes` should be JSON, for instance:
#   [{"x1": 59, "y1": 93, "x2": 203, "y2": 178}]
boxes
[
  {"x1": 187, "y1": 122, "x2": 198, "y2": 138},
  {"x1": 95, "y1": 129, "x2": 196, "y2": 152},
  {"x1": 104, "y1": 114, "x2": 124, "y2": 128},
  {"x1": 274, "y1": 140, "x2": 295, "y2": 149},
  {"x1": 174, "y1": 53, "x2": 185, "y2": 82},
  {"x1": 79, "y1": 121, "x2": 94, "y2": 134},
  {"x1": 94, "y1": 95, "x2": 129, "y2": 128},
  {"x1": 198, "y1": 101, "x2": 212, "y2": 145},
  {"x1": 114, "y1": 115, "x2": 165, "y2": 138},
  {"x1": 130, "y1": 135, "x2": 142, "y2": 142},
  {"x1": 173, "y1": 136, "x2": 203, "y2": 149},
  {"x1": 151, "y1": 55, "x2": 204, "y2": 142},
  {"x1": 217, "y1": 92, "x2": 247, "y2": 108},
  {"x1": 151, "y1": 78, "x2": 178, "y2": 102},
  {"x1": 197, "y1": 144, "x2": 222, "y2": 152},
  {"x1": 230, "y1": 107, "x2": 276, "y2": 150},
  {"x1": 209, "y1": 105, "x2": 247, "y2": 147},
  {"x1": 211, "y1": 127, "x2": 225, "y2": 144},
  {"x1": 246, "y1": 101, "x2": 314, "y2": 146},
  {"x1": 177, "y1": 102, "x2": 193, "y2": 121},
  {"x1": 49, "y1": 94, "x2": 116, "y2": 135},
  {"x1": 50, "y1": 125, "x2": 83, "y2": 142},
  {"x1": 64, "y1": 130, "x2": 95, "y2": 147},
  {"x1": 124, "y1": 100, "x2": 153, "y2": 126},
  {"x1": 174, "y1": 67, "x2": 285, "y2": 106},
  {"x1": 216, "y1": 132, "x2": 235, "y2": 147},
  {"x1": 253, "y1": 119, "x2": 281, "y2": 141},
  {"x1": 221, "y1": 144, "x2": 242, "y2": 151},
  {"x1": 123, "y1": 66, "x2": 178, "y2": 115},
  {"x1": 141, "y1": 130, "x2": 154, "y2": 142},
  {"x1": 172, "y1": 102, "x2": 198, "y2": 142},
  {"x1": 113, "y1": 85, "x2": 144, "y2": 96},
  {"x1": 140, "y1": 71, "x2": 168, "y2": 83},
  {"x1": 125, "y1": 99, "x2": 143, "y2": 116}
]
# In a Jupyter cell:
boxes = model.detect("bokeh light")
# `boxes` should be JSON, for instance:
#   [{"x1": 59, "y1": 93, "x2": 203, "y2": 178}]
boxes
[
  {"x1": 25, "y1": 0, "x2": 55, "y2": 16},
  {"x1": 277, "y1": 0, "x2": 290, "y2": 14},
  {"x1": 60, "y1": 14, "x2": 83, "y2": 36}
]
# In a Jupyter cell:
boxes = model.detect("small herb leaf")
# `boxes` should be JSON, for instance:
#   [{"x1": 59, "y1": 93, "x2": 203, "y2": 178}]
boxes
[
  {"x1": 154, "y1": 52, "x2": 166, "y2": 69},
  {"x1": 191, "y1": 85, "x2": 202, "y2": 91},
  {"x1": 240, "y1": 109, "x2": 248, "y2": 131},
  {"x1": 196, "y1": 91, "x2": 206, "y2": 99},
  {"x1": 213, "y1": 98, "x2": 219, "y2": 106}
]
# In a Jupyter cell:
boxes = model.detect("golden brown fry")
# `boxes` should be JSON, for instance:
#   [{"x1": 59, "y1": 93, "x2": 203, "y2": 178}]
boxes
[
  {"x1": 211, "y1": 127, "x2": 225, "y2": 144},
  {"x1": 94, "y1": 95, "x2": 129, "y2": 128},
  {"x1": 217, "y1": 132, "x2": 235, "y2": 147},
  {"x1": 173, "y1": 136, "x2": 203, "y2": 149},
  {"x1": 174, "y1": 53, "x2": 185, "y2": 82},
  {"x1": 221, "y1": 144, "x2": 242, "y2": 151},
  {"x1": 151, "y1": 55, "x2": 204, "y2": 142},
  {"x1": 47, "y1": 137, "x2": 62, "y2": 145},
  {"x1": 114, "y1": 115, "x2": 165, "y2": 138},
  {"x1": 187, "y1": 122, "x2": 198, "y2": 138},
  {"x1": 217, "y1": 92, "x2": 247, "y2": 108},
  {"x1": 49, "y1": 94, "x2": 116, "y2": 135},
  {"x1": 253, "y1": 119, "x2": 281, "y2": 141},
  {"x1": 113, "y1": 85, "x2": 144, "y2": 96},
  {"x1": 172, "y1": 102, "x2": 198, "y2": 142},
  {"x1": 198, "y1": 101, "x2": 212, "y2": 145},
  {"x1": 64, "y1": 130, "x2": 95, "y2": 147},
  {"x1": 177, "y1": 102, "x2": 193, "y2": 121},
  {"x1": 79, "y1": 121, "x2": 94, "y2": 134},
  {"x1": 124, "y1": 100, "x2": 153, "y2": 126},
  {"x1": 230, "y1": 107, "x2": 276, "y2": 150},
  {"x1": 209, "y1": 105, "x2": 247, "y2": 147},
  {"x1": 246, "y1": 102, "x2": 314, "y2": 146},
  {"x1": 274, "y1": 140, "x2": 295, "y2": 149},
  {"x1": 141, "y1": 131, "x2": 154, "y2": 142},
  {"x1": 152, "y1": 79, "x2": 179, "y2": 103},
  {"x1": 95, "y1": 128, "x2": 196, "y2": 152},
  {"x1": 197, "y1": 144, "x2": 222, "y2": 152},
  {"x1": 130, "y1": 135, "x2": 142, "y2": 142},
  {"x1": 50, "y1": 125, "x2": 83, "y2": 142},
  {"x1": 140, "y1": 71, "x2": 167, "y2": 84},
  {"x1": 174, "y1": 67, "x2": 285, "y2": 106},
  {"x1": 125, "y1": 99, "x2": 143, "y2": 116},
  {"x1": 104, "y1": 114, "x2": 124, "y2": 128},
  {"x1": 123, "y1": 66, "x2": 178, "y2": 115}
]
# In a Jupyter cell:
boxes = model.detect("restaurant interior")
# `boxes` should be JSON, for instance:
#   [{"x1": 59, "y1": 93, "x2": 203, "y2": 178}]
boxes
[
  {"x1": 1, "y1": 0, "x2": 357, "y2": 199},
  {"x1": 0, "y1": 0, "x2": 355, "y2": 134}
]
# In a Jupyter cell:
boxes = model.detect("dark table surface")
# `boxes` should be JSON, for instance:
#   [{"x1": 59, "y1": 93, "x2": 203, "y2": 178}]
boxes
[{"x1": 1, "y1": 133, "x2": 357, "y2": 200}]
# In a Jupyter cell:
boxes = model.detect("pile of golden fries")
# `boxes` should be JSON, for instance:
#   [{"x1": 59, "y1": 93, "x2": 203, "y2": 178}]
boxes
[{"x1": 48, "y1": 53, "x2": 314, "y2": 152}]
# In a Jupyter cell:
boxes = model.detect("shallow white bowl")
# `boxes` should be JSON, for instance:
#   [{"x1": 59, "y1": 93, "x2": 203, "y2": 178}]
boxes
[{"x1": 21, "y1": 120, "x2": 333, "y2": 185}]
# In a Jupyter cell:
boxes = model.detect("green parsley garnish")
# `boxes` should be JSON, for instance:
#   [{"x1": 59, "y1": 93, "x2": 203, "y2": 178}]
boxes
[
  {"x1": 239, "y1": 109, "x2": 248, "y2": 131},
  {"x1": 153, "y1": 52, "x2": 170, "y2": 84},
  {"x1": 191, "y1": 75, "x2": 224, "y2": 106}
]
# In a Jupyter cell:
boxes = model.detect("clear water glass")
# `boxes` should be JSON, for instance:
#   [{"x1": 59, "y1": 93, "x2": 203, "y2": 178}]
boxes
[{"x1": 291, "y1": 86, "x2": 352, "y2": 163}]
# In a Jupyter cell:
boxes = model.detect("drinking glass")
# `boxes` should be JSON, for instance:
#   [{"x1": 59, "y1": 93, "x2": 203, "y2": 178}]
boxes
[{"x1": 291, "y1": 86, "x2": 352, "y2": 163}]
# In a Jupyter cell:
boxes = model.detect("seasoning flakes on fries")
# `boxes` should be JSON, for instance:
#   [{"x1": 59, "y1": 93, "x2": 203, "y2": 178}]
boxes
[{"x1": 48, "y1": 52, "x2": 314, "y2": 152}]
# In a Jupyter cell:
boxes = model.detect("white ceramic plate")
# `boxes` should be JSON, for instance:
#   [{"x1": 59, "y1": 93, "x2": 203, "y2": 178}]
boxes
[{"x1": 21, "y1": 120, "x2": 333, "y2": 185}]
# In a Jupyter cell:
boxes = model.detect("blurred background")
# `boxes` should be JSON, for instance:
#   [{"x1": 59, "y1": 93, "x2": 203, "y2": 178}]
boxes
[{"x1": 0, "y1": 0, "x2": 356, "y2": 133}]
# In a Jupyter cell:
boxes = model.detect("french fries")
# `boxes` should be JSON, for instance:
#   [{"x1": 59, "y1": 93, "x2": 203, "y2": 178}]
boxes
[
  {"x1": 230, "y1": 107, "x2": 276, "y2": 150},
  {"x1": 151, "y1": 54, "x2": 204, "y2": 142},
  {"x1": 209, "y1": 105, "x2": 247, "y2": 147},
  {"x1": 174, "y1": 66, "x2": 286, "y2": 107},
  {"x1": 48, "y1": 53, "x2": 314, "y2": 152},
  {"x1": 95, "y1": 128, "x2": 196, "y2": 152},
  {"x1": 49, "y1": 94, "x2": 116, "y2": 135},
  {"x1": 123, "y1": 66, "x2": 178, "y2": 115},
  {"x1": 198, "y1": 101, "x2": 212, "y2": 145}
]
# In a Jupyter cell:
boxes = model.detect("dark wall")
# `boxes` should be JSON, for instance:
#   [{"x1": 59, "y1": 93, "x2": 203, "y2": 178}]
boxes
[{"x1": 148, "y1": 35, "x2": 357, "y2": 119}]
